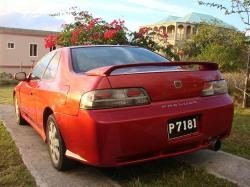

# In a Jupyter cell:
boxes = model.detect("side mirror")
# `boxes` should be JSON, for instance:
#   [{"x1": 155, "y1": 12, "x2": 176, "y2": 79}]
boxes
[{"x1": 14, "y1": 72, "x2": 27, "y2": 81}]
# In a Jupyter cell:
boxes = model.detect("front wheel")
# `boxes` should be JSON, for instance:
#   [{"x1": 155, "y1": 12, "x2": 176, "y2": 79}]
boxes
[
  {"x1": 46, "y1": 114, "x2": 76, "y2": 170},
  {"x1": 14, "y1": 96, "x2": 27, "y2": 126}
]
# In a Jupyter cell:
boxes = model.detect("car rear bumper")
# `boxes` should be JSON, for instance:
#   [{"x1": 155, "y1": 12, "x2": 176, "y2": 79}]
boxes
[{"x1": 55, "y1": 94, "x2": 234, "y2": 167}]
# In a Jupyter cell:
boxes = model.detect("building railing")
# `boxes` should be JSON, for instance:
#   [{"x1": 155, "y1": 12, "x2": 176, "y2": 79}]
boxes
[{"x1": 176, "y1": 33, "x2": 184, "y2": 40}]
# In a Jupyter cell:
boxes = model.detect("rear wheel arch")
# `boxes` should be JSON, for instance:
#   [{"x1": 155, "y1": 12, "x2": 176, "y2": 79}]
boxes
[
  {"x1": 43, "y1": 108, "x2": 66, "y2": 145},
  {"x1": 46, "y1": 114, "x2": 77, "y2": 170}
]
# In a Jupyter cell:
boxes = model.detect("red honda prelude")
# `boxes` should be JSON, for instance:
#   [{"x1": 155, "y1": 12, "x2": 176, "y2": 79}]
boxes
[{"x1": 14, "y1": 46, "x2": 234, "y2": 170}]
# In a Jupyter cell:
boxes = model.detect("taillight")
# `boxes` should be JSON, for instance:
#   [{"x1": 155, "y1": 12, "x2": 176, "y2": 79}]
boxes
[
  {"x1": 202, "y1": 80, "x2": 228, "y2": 96},
  {"x1": 80, "y1": 88, "x2": 150, "y2": 109}
]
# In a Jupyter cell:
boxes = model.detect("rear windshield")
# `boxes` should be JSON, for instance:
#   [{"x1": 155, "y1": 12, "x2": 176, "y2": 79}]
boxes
[{"x1": 71, "y1": 46, "x2": 168, "y2": 73}]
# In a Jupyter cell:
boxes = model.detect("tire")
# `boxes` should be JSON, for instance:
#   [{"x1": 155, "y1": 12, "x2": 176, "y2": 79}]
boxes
[
  {"x1": 46, "y1": 114, "x2": 76, "y2": 171},
  {"x1": 14, "y1": 96, "x2": 27, "y2": 126}
]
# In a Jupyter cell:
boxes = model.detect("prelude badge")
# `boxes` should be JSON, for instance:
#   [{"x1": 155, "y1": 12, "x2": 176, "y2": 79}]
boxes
[{"x1": 174, "y1": 80, "x2": 182, "y2": 89}]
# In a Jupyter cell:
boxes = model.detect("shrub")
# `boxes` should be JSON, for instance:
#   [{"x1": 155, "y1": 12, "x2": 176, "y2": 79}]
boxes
[
  {"x1": 224, "y1": 72, "x2": 245, "y2": 106},
  {"x1": 0, "y1": 80, "x2": 18, "y2": 86},
  {"x1": 0, "y1": 72, "x2": 18, "y2": 86},
  {"x1": 0, "y1": 72, "x2": 13, "y2": 80},
  {"x1": 194, "y1": 44, "x2": 245, "y2": 71}
]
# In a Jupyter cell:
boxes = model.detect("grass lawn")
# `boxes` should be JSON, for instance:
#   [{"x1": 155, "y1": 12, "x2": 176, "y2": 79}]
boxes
[
  {"x1": 0, "y1": 121, "x2": 36, "y2": 186},
  {"x1": 223, "y1": 108, "x2": 250, "y2": 160},
  {"x1": 0, "y1": 85, "x2": 14, "y2": 104},
  {"x1": 104, "y1": 158, "x2": 236, "y2": 187},
  {"x1": 0, "y1": 85, "x2": 36, "y2": 186}
]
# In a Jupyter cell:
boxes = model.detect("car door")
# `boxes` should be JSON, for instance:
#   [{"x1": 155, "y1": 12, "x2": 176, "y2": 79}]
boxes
[
  {"x1": 19, "y1": 51, "x2": 56, "y2": 123},
  {"x1": 34, "y1": 51, "x2": 61, "y2": 129}
]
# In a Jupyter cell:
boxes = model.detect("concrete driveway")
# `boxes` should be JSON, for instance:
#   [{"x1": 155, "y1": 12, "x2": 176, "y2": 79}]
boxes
[
  {"x1": 1, "y1": 104, "x2": 250, "y2": 187},
  {"x1": 0, "y1": 105, "x2": 120, "y2": 187}
]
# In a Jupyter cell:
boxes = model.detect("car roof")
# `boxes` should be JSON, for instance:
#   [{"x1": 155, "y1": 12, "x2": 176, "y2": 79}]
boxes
[{"x1": 66, "y1": 45, "x2": 139, "y2": 49}]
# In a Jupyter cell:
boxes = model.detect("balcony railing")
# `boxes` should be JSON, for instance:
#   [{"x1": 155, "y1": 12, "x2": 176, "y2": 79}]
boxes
[{"x1": 176, "y1": 33, "x2": 184, "y2": 41}]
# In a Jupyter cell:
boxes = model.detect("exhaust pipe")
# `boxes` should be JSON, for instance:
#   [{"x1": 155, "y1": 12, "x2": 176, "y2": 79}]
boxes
[{"x1": 210, "y1": 140, "x2": 221, "y2": 151}]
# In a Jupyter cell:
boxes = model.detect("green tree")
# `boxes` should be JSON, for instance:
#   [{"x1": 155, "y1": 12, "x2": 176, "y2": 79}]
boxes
[
  {"x1": 198, "y1": 0, "x2": 250, "y2": 108},
  {"x1": 184, "y1": 22, "x2": 247, "y2": 71}
]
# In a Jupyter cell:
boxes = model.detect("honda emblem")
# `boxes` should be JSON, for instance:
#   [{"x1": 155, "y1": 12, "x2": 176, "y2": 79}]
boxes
[{"x1": 174, "y1": 80, "x2": 182, "y2": 89}]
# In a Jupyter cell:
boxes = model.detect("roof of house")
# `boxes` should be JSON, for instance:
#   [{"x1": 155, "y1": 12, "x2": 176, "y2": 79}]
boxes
[
  {"x1": 157, "y1": 16, "x2": 181, "y2": 24},
  {"x1": 0, "y1": 26, "x2": 59, "y2": 36},
  {"x1": 155, "y1": 12, "x2": 233, "y2": 28}
]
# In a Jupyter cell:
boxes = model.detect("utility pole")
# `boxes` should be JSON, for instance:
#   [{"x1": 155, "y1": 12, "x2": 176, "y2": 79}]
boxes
[
  {"x1": 243, "y1": 31, "x2": 250, "y2": 108},
  {"x1": 242, "y1": 48, "x2": 250, "y2": 108},
  {"x1": 20, "y1": 61, "x2": 23, "y2": 72}
]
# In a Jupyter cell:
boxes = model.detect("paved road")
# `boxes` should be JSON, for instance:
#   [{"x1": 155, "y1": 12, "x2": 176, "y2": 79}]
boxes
[{"x1": 1, "y1": 104, "x2": 250, "y2": 187}]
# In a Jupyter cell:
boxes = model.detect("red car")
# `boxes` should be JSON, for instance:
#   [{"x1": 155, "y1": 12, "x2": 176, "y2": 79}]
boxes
[{"x1": 14, "y1": 45, "x2": 234, "y2": 170}]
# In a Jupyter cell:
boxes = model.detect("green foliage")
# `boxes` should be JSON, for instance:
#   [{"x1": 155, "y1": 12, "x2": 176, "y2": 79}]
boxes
[
  {"x1": 195, "y1": 44, "x2": 245, "y2": 70},
  {"x1": 184, "y1": 22, "x2": 248, "y2": 71}
]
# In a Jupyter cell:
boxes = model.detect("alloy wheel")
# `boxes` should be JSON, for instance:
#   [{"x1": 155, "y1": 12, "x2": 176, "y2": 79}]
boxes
[{"x1": 48, "y1": 121, "x2": 60, "y2": 165}]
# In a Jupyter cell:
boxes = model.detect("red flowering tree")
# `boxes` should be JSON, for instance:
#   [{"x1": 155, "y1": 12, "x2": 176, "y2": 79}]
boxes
[
  {"x1": 45, "y1": 8, "x2": 179, "y2": 60},
  {"x1": 129, "y1": 27, "x2": 179, "y2": 60}
]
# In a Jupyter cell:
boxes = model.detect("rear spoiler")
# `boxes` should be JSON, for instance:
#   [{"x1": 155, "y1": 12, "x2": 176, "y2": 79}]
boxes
[{"x1": 85, "y1": 62, "x2": 218, "y2": 76}]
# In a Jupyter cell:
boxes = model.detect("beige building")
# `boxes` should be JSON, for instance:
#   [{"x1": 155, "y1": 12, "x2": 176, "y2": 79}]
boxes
[
  {"x1": 0, "y1": 27, "x2": 58, "y2": 74},
  {"x1": 144, "y1": 12, "x2": 233, "y2": 49},
  {"x1": 146, "y1": 21, "x2": 197, "y2": 49}
]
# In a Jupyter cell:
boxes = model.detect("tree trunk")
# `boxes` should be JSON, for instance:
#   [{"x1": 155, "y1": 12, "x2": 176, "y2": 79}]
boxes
[{"x1": 242, "y1": 47, "x2": 250, "y2": 108}]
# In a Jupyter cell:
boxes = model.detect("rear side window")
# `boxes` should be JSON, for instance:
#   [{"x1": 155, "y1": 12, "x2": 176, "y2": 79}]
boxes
[
  {"x1": 31, "y1": 51, "x2": 55, "y2": 79},
  {"x1": 43, "y1": 52, "x2": 60, "y2": 80},
  {"x1": 71, "y1": 46, "x2": 168, "y2": 73}
]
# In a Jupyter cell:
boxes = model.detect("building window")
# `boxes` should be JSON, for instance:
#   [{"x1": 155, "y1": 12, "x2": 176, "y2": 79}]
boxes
[
  {"x1": 7, "y1": 42, "x2": 15, "y2": 49},
  {"x1": 30, "y1": 44, "x2": 38, "y2": 57}
]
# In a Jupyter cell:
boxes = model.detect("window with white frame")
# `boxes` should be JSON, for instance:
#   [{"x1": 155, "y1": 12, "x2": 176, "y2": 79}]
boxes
[
  {"x1": 30, "y1": 44, "x2": 38, "y2": 57},
  {"x1": 7, "y1": 42, "x2": 15, "y2": 49}
]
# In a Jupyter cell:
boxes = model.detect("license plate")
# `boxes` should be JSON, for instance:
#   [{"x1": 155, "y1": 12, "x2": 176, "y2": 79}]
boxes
[{"x1": 167, "y1": 115, "x2": 198, "y2": 139}]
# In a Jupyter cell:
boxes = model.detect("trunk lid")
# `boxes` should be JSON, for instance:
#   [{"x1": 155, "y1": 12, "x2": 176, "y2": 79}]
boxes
[{"x1": 86, "y1": 62, "x2": 222, "y2": 102}]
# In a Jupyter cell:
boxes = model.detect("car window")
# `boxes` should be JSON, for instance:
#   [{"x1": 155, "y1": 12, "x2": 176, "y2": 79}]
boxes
[
  {"x1": 31, "y1": 51, "x2": 56, "y2": 79},
  {"x1": 71, "y1": 46, "x2": 168, "y2": 73},
  {"x1": 42, "y1": 52, "x2": 61, "y2": 80}
]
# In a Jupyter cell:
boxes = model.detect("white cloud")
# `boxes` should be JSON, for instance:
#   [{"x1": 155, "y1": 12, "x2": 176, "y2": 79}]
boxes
[
  {"x1": 124, "y1": 0, "x2": 192, "y2": 16},
  {"x1": 0, "y1": 12, "x2": 64, "y2": 31},
  {"x1": 77, "y1": 1, "x2": 162, "y2": 14},
  {"x1": 0, "y1": 0, "x2": 74, "y2": 15},
  {"x1": 0, "y1": 0, "x2": 193, "y2": 31},
  {"x1": 0, "y1": 0, "x2": 190, "y2": 16}
]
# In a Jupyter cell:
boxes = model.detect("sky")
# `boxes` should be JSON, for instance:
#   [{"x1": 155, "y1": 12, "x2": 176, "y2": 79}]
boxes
[{"x1": 0, "y1": 0, "x2": 247, "y2": 32}]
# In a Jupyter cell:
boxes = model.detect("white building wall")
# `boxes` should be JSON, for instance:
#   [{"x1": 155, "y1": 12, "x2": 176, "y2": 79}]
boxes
[{"x1": 0, "y1": 33, "x2": 50, "y2": 74}]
